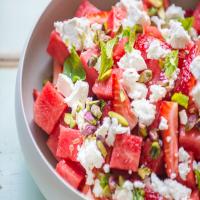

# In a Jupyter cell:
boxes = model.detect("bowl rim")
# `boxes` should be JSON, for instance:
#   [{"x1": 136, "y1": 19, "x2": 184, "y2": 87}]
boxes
[{"x1": 17, "y1": 0, "x2": 88, "y2": 199}]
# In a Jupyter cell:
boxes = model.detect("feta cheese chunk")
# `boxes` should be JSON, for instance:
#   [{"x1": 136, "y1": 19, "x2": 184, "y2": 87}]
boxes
[
  {"x1": 166, "y1": 4, "x2": 185, "y2": 20},
  {"x1": 159, "y1": 117, "x2": 168, "y2": 131},
  {"x1": 151, "y1": 16, "x2": 165, "y2": 29},
  {"x1": 167, "y1": 21, "x2": 190, "y2": 49},
  {"x1": 179, "y1": 110, "x2": 188, "y2": 125},
  {"x1": 93, "y1": 179, "x2": 103, "y2": 198},
  {"x1": 54, "y1": 17, "x2": 94, "y2": 51},
  {"x1": 133, "y1": 181, "x2": 145, "y2": 188},
  {"x1": 56, "y1": 73, "x2": 74, "y2": 97},
  {"x1": 77, "y1": 139, "x2": 104, "y2": 185},
  {"x1": 179, "y1": 147, "x2": 190, "y2": 163},
  {"x1": 149, "y1": 85, "x2": 167, "y2": 103},
  {"x1": 190, "y1": 56, "x2": 200, "y2": 80},
  {"x1": 122, "y1": 68, "x2": 140, "y2": 85},
  {"x1": 191, "y1": 82, "x2": 200, "y2": 108},
  {"x1": 131, "y1": 99, "x2": 156, "y2": 126},
  {"x1": 118, "y1": 50, "x2": 147, "y2": 71},
  {"x1": 64, "y1": 80, "x2": 89, "y2": 109},
  {"x1": 147, "y1": 40, "x2": 171, "y2": 60},
  {"x1": 103, "y1": 164, "x2": 110, "y2": 173}
]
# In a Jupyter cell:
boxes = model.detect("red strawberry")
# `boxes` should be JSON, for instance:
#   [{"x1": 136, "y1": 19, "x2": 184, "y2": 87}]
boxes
[
  {"x1": 160, "y1": 101, "x2": 179, "y2": 178},
  {"x1": 193, "y1": 3, "x2": 200, "y2": 34},
  {"x1": 112, "y1": 73, "x2": 138, "y2": 129},
  {"x1": 110, "y1": 134, "x2": 142, "y2": 172},
  {"x1": 75, "y1": 0, "x2": 100, "y2": 18}
]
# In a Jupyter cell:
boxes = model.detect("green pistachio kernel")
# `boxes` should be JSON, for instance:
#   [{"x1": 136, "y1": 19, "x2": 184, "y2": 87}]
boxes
[
  {"x1": 99, "y1": 173, "x2": 109, "y2": 188},
  {"x1": 139, "y1": 125, "x2": 148, "y2": 138},
  {"x1": 138, "y1": 70, "x2": 152, "y2": 83},
  {"x1": 108, "y1": 111, "x2": 129, "y2": 127},
  {"x1": 91, "y1": 104, "x2": 102, "y2": 119},
  {"x1": 97, "y1": 140, "x2": 107, "y2": 158},
  {"x1": 150, "y1": 141, "x2": 161, "y2": 159},
  {"x1": 64, "y1": 113, "x2": 76, "y2": 128},
  {"x1": 138, "y1": 167, "x2": 151, "y2": 179},
  {"x1": 102, "y1": 185, "x2": 111, "y2": 198},
  {"x1": 118, "y1": 176, "x2": 125, "y2": 187},
  {"x1": 99, "y1": 69, "x2": 112, "y2": 81},
  {"x1": 87, "y1": 55, "x2": 98, "y2": 67},
  {"x1": 148, "y1": 7, "x2": 158, "y2": 16}
]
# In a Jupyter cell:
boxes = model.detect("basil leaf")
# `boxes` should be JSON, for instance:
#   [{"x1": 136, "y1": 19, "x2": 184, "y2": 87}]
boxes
[
  {"x1": 98, "y1": 37, "x2": 117, "y2": 81},
  {"x1": 63, "y1": 47, "x2": 86, "y2": 83},
  {"x1": 171, "y1": 92, "x2": 189, "y2": 109},
  {"x1": 194, "y1": 170, "x2": 200, "y2": 191},
  {"x1": 164, "y1": 50, "x2": 179, "y2": 78},
  {"x1": 178, "y1": 17, "x2": 194, "y2": 31}
]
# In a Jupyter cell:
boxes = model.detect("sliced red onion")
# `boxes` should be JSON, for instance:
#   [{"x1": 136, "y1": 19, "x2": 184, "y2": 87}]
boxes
[{"x1": 81, "y1": 124, "x2": 97, "y2": 136}]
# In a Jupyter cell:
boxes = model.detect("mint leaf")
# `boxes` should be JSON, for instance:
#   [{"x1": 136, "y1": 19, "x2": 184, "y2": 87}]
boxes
[
  {"x1": 164, "y1": 50, "x2": 179, "y2": 78},
  {"x1": 98, "y1": 37, "x2": 117, "y2": 81},
  {"x1": 195, "y1": 169, "x2": 200, "y2": 191},
  {"x1": 63, "y1": 47, "x2": 86, "y2": 83},
  {"x1": 171, "y1": 92, "x2": 189, "y2": 109},
  {"x1": 178, "y1": 17, "x2": 194, "y2": 31}
]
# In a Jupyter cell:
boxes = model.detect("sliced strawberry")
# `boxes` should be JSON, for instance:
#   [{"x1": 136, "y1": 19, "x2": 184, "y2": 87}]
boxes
[
  {"x1": 75, "y1": 0, "x2": 100, "y2": 17},
  {"x1": 112, "y1": 73, "x2": 138, "y2": 129},
  {"x1": 56, "y1": 125, "x2": 83, "y2": 162},
  {"x1": 87, "y1": 11, "x2": 109, "y2": 24},
  {"x1": 53, "y1": 59, "x2": 63, "y2": 85},
  {"x1": 110, "y1": 134, "x2": 142, "y2": 172},
  {"x1": 193, "y1": 3, "x2": 200, "y2": 34},
  {"x1": 145, "y1": 187, "x2": 164, "y2": 200},
  {"x1": 140, "y1": 139, "x2": 165, "y2": 176},
  {"x1": 160, "y1": 101, "x2": 178, "y2": 178},
  {"x1": 56, "y1": 160, "x2": 85, "y2": 189},
  {"x1": 47, "y1": 31, "x2": 69, "y2": 65}
]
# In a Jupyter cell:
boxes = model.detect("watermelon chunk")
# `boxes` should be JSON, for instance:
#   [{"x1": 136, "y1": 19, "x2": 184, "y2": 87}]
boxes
[
  {"x1": 75, "y1": 0, "x2": 100, "y2": 17},
  {"x1": 56, "y1": 160, "x2": 85, "y2": 189},
  {"x1": 110, "y1": 134, "x2": 142, "y2": 172},
  {"x1": 47, "y1": 31, "x2": 69, "y2": 65},
  {"x1": 34, "y1": 82, "x2": 67, "y2": 134},
  {"x1": 56, "y1": 125, "x2": 83, "y2": 162}
]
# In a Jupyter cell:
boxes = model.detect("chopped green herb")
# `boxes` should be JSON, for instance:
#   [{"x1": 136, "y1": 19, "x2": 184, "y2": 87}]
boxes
[
  {"x1": 64, "y1": 113, "x2": 76, "y2": 128},
  {"x1": 150, "y1": 141, "x2": 161, "y2": 159},
  {"x1": 138, "y1": 167, "x2": 151, "y2": 179},
  {"x1": 164, "y1": 50, "x2": 179, "y2": 78},
  {"x1": 99, "y1": 173, "x2": 109, "y2": 189},
  {"x1": 100, "y1": 100, "x2": 106, "y2": 110},
  {"x1": 148, "y1": 7, "x2": 158, "y2": 16},
  {"x1": 102, "y1": 185, "x2": 111, "y2": 198},
  {"x1": 133, "y1": 188, "x2": 145, "y2": 200},
  {"x1": 195, "y1": 170, "x2": 200, "y2": 191},
  {"x1": 178, "y1": 17, "x2": 194, "y2": 31},
  {"x1": 108, "y1": 111, "x2": 129, "y2": 127},
  {"x1": 171, "y1": 92, "x2": 189, "y2": 109},
  {"x1": 63, "y1": 46, "x2": 86, "y2": 83}
]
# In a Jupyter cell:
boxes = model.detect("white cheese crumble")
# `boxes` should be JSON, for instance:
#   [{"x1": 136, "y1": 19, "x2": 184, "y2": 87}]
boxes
[
  {"x1": 77, "y1": 139, "x2": 105, "y2": 185},
  {"x1": 151, "y1": 173, "x2": 191, "y2": 200},
  {"x1": 93, "y1": 179, "x2": 103, "y2": 198},
  {"x1": 159, "y1": 117, "x2": 168, "y2": 131},
  {"x1": 166, "y1": 136, "x2": 171, "y2": 143},
  {"x1": 91, "y1": 23, "x2": 102, "y2": 31},
  {"x1": 167, "y1": 21, "x2": 190, "y2": 49},
  {"x1": 179, "y1": 147, "x2": 190, "y2": 163},
  {"x1": 193, "y1": 160, "x2": 200, "y2": 170},
  {"x1": 179, "y1": 110, "x2": 188, "y2": 125},
  {"x1": 165, "y1": 4, "x2": 185, "y2": 20},
  {"x1": 151, "y1": 16, "x2": 165, "y2": 29},
  {"x1": 103, "y1": 164, "x2": 110, "y2": 173},
  {"x1": 190, "y1": 56, "x2": 200, "y2": 80},
  {"x1": 56, "y1": 73, "x2": 74, "y2": 97},
  {"x1": 149, "y1": 85, "x2": 167, "y2": 103},
  {"x1": 118, "y1": 50, "x2": 147, "y2": 71},
  {"x1": 147, "y1": 40, "x2": 171, "y2": 60},
  {"x1": 64, "y1": 80, "x2": 89, "y2": 109},
  {"x1": 54, "y1": 17, "x2": 95, "y2": 51},
  {"x1": 133, "y1": 181, "x2": 145, "y2": 188},
  {"x1": 191, "y1": 81, "x2": 200, "y2": 108},
  {"x1": 131, "y1": 99, "x2": 156, "y2": 126}
]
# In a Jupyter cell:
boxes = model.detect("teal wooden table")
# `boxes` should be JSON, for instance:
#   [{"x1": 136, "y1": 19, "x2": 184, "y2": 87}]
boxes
[{"x1": 0, "y1": 67, "x2": 45, "y2": 200}]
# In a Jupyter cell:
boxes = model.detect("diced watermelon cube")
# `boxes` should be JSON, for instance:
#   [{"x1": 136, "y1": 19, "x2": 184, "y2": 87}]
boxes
[
  {"x1": 47, "y1": 31, "x2": 69, "y2": 65},
  {"x1": 47, "y1": 125, "x2": 60, "y2": 160},
  {"x1": 56, "y1": 125, "x2": 83, "y2": 162},
  {"x1": 34, "y1": 82, "x2": 67, "y2": 134},
  {"x1": 56, "y1": 160, "x2": 85, "y2": 189},
  {"x1": 75, "y1": 0, "x2": 100, "y2": 17},
  {"x1": 110, "y1": 134, "x2": 142, "y2": 172}
]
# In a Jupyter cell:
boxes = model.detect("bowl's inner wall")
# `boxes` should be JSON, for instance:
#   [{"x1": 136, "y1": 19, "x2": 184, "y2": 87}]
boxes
[{"x1": 21, "y1": 0, "x2": 199, "y2": 168}]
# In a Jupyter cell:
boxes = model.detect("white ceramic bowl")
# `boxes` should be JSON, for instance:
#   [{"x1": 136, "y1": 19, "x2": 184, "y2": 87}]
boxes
[{"x1": 15, "y1": 0, "x2": 199, "y2": 199}]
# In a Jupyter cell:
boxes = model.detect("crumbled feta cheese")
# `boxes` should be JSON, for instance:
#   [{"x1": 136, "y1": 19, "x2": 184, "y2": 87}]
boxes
[
  {"x1": 91, "y1": 23, "x2": 102, "y2": 31},
  {"x1": 179, "y1": 147, "x2": 190, "y2": 162},
  {"x1": 165, "y1": 4, "x2": 185, "y2": 20},
  {"x1": 118, "y1": 50, "x2": 147, "y2": 71},
  {"x1": 93, "y1": 179, "x2": 103, "y2": 198},
  {"x1": 159, "y1": 117, "x2": 168, "y2": 131},
  {"x1": 151, "y1": 173, "x2": 191, "y2": 200},
  {"x1": 149, "y1": 85, "x2": 167, "y2": 103},
  {"x1": 170, "y1": 173, "x2": 176, "y2": 179},
  {"x1": 131, "y1": 99, "x2": 156, "y2": 126},
  {"x1": 64, "y1": 80, "x2": 89, "y2": 109},
  {"x1": 168, "y1": 68, "x2": 180, "y2": 89},
  {"x1": 76, "y1": 109, "x2": 86, "y2": 130},
  {"x1": 191, "y1": 81, "x2": 200, "y2": 108},
  {"x1": 179, "y1": 110, "x2": 188, "y2": 125},
  {"x1": 133, "y1": 181, "x2": 145, "y2": 188},
  {"x1": 95, "y1": 117, "x2": 110, "y2": 139},
  {"x1": 147, "y1": 40, "x2": 171, "y2": 60},
  {"x1": 167, "y1": 21, "x2": 190, "y2": 49},
  {"x1": 122, "y1": 68, "x2": 140, "y2": 85},
  {"x1": 103, "y1": 164, "x2": 110, "y2": 173},
  {"x1": 193, "y1": 160, "x2": 200, "y2": 170},
  {"x1": 56, "y1": 73, "x2": 74, "y2": 97},
  {"x1": 54, "y1": 17, "x2": 95, "y2": 51},
  {"x1": 120, "y1": 0, "x2": 150, "y2": 28},
  {"x1": 190, "y1": 56, "x2": 200, "y2": 80},
  {"x1": 77, "y1": 139, "x2": 105, "y2": 185},
  {"x1": 113, "y1": 181, "x2": 133, "y2": 200},
  {"x1": 189, "y1": 28, "x2": 198, "y2": 41},
  {"x1": 151, "y1": 16, "x2": 165, "y2": 29}
]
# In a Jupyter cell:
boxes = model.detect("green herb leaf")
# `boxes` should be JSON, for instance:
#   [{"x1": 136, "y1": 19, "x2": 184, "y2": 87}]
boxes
[
  {"x1": 133, "y1": 188, "x2": 145, "y2": 200},
  {"x1": 98, "y1": 37, "x2": 117, "y2": 81},
  {"x1": 171, "y1": 92, "x2": 189, "y2": 109},
  {"x1": 164, "y1": 50, "x2": 179, "y2": 78},
  {"x1": 195, "y1": 169, "x2": 200, "y2": 191},
  {"x1": 178, "y1": 17, "x2": 194, "y2": 31},
  {"x1": 99, "y1": 174, "x2": 109, "y2": 189},
  {"x1": 63, "y1": 47, "x2": 86, "y2": 83},
  {"x1": 148, "y1": 7, "x2": 158, "y2": 16}
]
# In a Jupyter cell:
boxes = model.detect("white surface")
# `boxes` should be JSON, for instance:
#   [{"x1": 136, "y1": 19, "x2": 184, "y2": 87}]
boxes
[{"x1": 0, "y1": 0, "x2": 50, "y2": 59}]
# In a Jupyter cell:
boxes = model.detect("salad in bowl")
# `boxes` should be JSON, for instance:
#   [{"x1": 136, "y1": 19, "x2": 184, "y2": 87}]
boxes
[{"x1": 33, "y1": 0, "x2": 200, "y2": 199}]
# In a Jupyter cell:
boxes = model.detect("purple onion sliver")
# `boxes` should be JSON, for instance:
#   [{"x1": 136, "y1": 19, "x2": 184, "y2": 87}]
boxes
[{"x1": 81, "y1": 124, "x2": 97, "y2": 136}]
